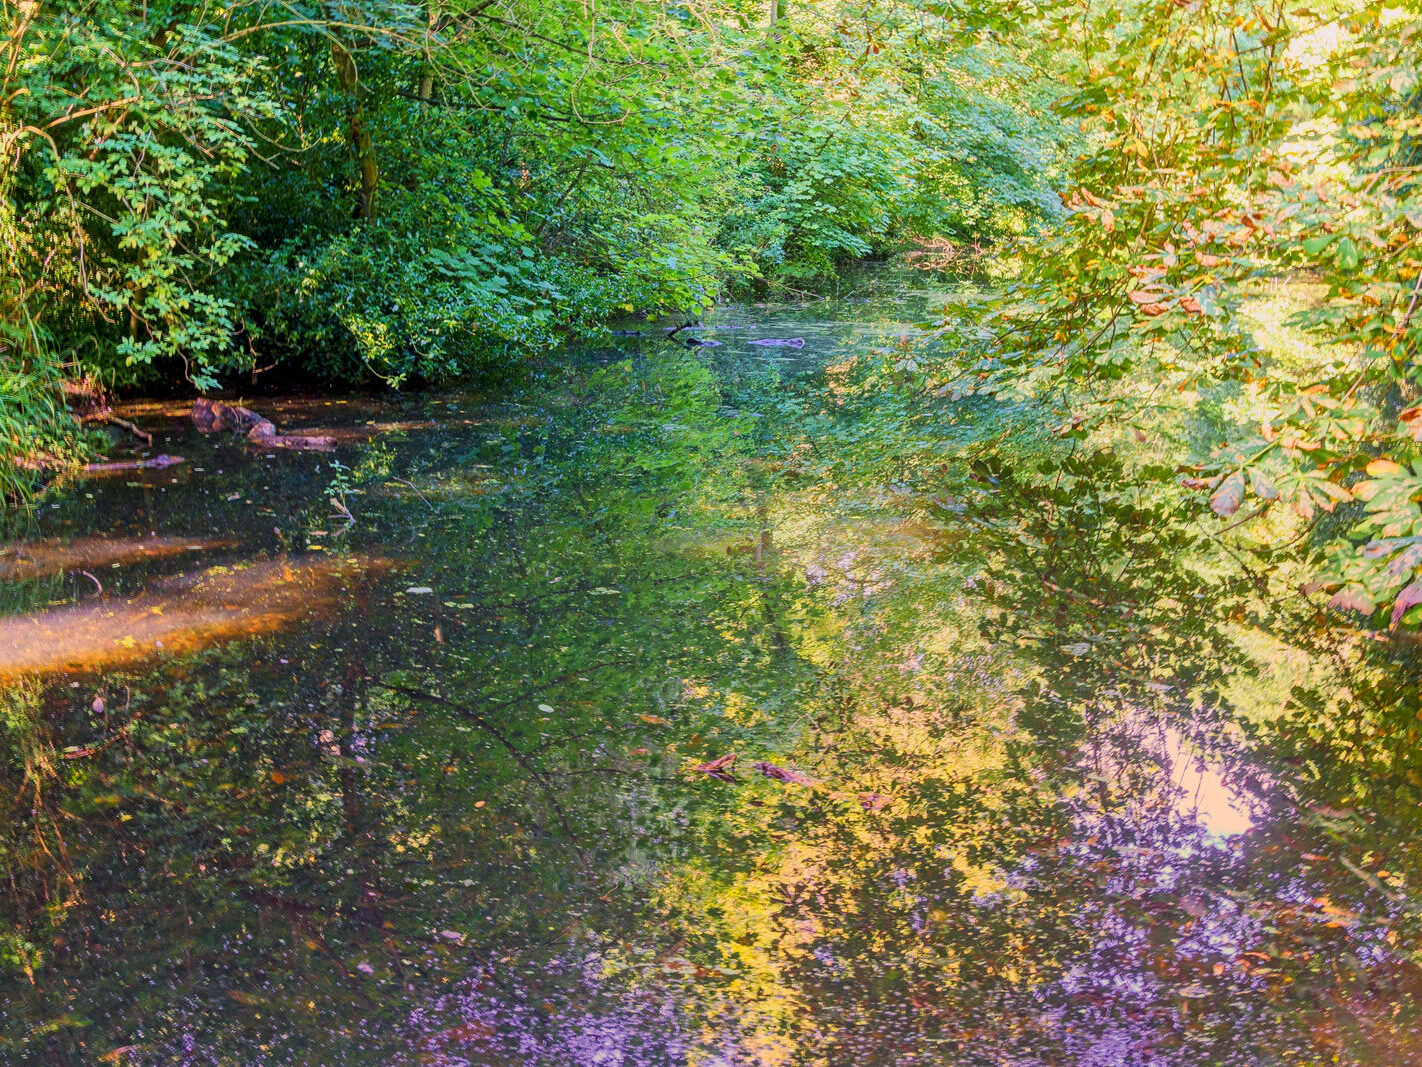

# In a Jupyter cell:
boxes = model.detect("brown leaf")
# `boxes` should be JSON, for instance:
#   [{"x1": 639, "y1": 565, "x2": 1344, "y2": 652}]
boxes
[
  {"x1": 1210, "y1": 472, "x2": 1245, "y2": 517},
  {"x1": 1391, "y1": 580, "x2": 1422, "y2": 628},
  {"x1": 1401, "y1": 407, "x2": 1422, "y2": 442},
  {"x1": 1196, "y1": 253, "x2": 1226, "y2": 268},
  {"x1": 1140, "y1": 302, "x2": 1169, "y2": 317},
  {"x1": 692, "y1": 752, "x2": 737, "y2": 781},
  {"x1": 1328, "y1": 587, "x2": 1377, "y2": 615},
  {"x1": 1180, "y1": 295, "x2": 1204, "y2": 316},
  {"x1": 752, "y1": 761, "x2": 817, "y2": 785},
  {"x1": 1180, "y1": 475, "x2": 1219, "y2": 490},
  {"x1": 1127, "y1": 290, "x2": 1160, "y2": 304}
]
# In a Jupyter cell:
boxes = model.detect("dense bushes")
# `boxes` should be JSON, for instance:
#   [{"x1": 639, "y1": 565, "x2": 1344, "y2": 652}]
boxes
[{"x1": 0, "y1": 0, "x2": 1065, "y2": 398}]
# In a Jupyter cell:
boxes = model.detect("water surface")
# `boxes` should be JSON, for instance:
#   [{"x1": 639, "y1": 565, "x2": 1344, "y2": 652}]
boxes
[{"x1": 4, "y1": 282, "x2": 1422, "y2": 1065}]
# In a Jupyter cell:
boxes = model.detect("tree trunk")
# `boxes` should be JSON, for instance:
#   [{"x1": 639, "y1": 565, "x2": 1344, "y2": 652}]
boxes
[
  {"x1": 331, "y1": 39, "x2": 377, "y2": 219},
  {"x1": 418, "y1": 2, "x2": 439, "y2": 103}
]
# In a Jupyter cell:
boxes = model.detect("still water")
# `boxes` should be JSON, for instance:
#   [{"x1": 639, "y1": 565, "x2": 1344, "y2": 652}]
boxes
[{"x1": 4, "y1": 282, "x2": 1422, "y2": 1065}]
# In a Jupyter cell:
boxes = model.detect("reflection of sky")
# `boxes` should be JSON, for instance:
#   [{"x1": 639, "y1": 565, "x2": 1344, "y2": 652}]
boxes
[{"x1": 1163, "y1": 728, "x2": 1256, "y2": 838}]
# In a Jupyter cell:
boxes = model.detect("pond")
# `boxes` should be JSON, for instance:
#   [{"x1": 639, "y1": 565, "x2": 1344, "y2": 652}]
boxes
[{"x1": 4, "y1": 277, "x2": 1422, "y2": 1065}]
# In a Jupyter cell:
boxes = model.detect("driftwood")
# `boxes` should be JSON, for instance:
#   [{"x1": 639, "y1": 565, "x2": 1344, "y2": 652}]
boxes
[
  {"x1": 81, "y1": 411, "x2": 153, "y2": 445},
  {"x1": 192, "y1": 398, "x2": 336, "y2": 452},
  {"x1": 62, "y1": 375, "x2": 154, "y2": 443},
  {"x1": 83, "y1": 454, "x2": 185, "y2": 474}
]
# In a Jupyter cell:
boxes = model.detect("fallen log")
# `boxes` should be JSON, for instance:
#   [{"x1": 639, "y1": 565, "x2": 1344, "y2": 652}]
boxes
[
  {"x1": 81, "y1": 411, "x2": 153, "y2": 445},
  {"x1": 82, "y1": 453, "x2": 185, "y2": 474},
  {"x1": 192, "y1": 397, "x2": 337, "y2": 452}
]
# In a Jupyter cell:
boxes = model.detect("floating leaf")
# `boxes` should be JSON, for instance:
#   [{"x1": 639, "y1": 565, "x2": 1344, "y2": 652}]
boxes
[
  {"x1": 753, "y1": 761, "x2": 817, "y2": 785},
  {"x1": 692, "y1": 752, "x2": 737, "y2": 781}
]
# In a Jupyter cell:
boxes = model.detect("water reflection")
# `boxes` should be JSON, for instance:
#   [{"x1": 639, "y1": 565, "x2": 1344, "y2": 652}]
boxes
[{"x1": 3, "y1": 281, "x2": 1422, "y2": 1064}]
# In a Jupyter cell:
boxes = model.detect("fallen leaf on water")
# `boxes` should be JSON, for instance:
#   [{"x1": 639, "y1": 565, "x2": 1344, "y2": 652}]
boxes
[
  {"x1": 692, "y1": 752, "x2": 737, "y2": 781},
  {"x1": 753, "y1": 761, "x2": 817, "y2": 785}
]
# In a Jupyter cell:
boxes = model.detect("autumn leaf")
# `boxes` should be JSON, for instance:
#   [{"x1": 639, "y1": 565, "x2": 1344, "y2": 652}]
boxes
[
  {"x1": 752, "y1": 761, "x2": 817, "y2": 785},
  {"x1": 1140, "y1": 302, "x2": 1169, "y2": 317},
  {"x1": 1210, "y1": 472, "x2": 1245, "y2": 517},
  {"x1": 1366, "y1": 459, "x2": 1403, "y2": 476},
  {"x1": 1391, "y1": 580, "x2": 1422, "y2": 628},
  {"x1": 692, "y1": 752, "x2": 737, "y2": 781},
  {"x1": 1401, "y1": 408, "x2": 1422, "y2": 442},
  {"x1": 1328, "y1": 586, "x2": 1377, "y2": 614},
  {"x1": 1127, "y1": 290, "x2": 1159, "y2": 305}
]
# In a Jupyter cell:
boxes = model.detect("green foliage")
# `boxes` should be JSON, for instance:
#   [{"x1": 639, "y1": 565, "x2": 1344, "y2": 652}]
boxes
[
  {"x1": 718, "y1": 18, "x2": 1070, "y2": 289},
  {"x1": 925, "y1": 0, "x2": 1422, "y2": 627},
  {"x1": 0, "y1": 321, "x2": 88, "y2": 501},
  {"x1": 3, "y1": 0, "x2": 1063, "y2": 397}
]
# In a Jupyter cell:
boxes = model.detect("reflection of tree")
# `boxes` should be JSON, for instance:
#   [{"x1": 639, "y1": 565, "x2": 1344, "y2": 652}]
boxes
[
  {"x1": 9, "y1": 350, "x2": 1422, "y2": 1062},
  {"x1": 649, "y1": 440, "x2": 1422, "y2": 1064},
  {"x1": 0, "y1": 351, "x2": 829, "y2": 1059}
]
